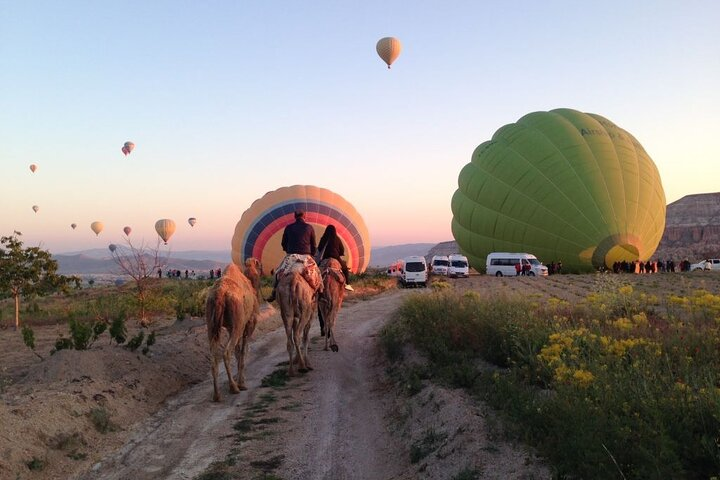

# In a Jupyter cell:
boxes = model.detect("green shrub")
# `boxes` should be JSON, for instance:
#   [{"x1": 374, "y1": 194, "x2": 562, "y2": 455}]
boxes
[
  {"x1": 89, "y1": 407, "x2": 116, "y2": 433},
  {"x1": 126, "y1": 331, "x2": 145, "y2": 351},
  {"x1": 109, "y1": 316, "x2": 127, "y2": 345},
  {"x1": 21, "y1": 325, "x2": 35, "y2": 350},
  {"x1": 26, "y1": 457, "x2": 44, "y2": 471}
]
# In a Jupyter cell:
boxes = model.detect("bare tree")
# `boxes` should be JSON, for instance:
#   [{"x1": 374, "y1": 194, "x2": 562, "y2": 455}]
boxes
[{"x1": 109, "y1": 237, "x2": 169, "y2": 326}]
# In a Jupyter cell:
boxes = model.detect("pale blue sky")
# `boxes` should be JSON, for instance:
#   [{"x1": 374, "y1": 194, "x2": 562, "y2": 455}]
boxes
[{"x1": 1, "y1": 1, "x2": 718, "y2": 253}]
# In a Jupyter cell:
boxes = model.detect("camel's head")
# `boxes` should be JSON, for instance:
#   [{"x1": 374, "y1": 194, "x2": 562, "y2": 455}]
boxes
[{"x1": 245, "y1": 257, "x2": 262, "y2": 274}]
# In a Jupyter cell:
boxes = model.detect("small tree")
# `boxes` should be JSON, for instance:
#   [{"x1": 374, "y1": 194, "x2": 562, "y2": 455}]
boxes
[
  {"x1": 0, "y1": 232, "x2": 79, "y2": 330},
  {"x1": 109, "y1": 237, "x2": 168, "y2": 326}
]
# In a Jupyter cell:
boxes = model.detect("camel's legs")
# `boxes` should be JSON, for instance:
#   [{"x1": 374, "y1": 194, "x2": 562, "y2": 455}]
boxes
[
  {"x1": 235, "y1": 330, "x2": 249, "y2": 390},
  {"x1": 211, "y1": 345, "x2": 222, "y2": 402}
]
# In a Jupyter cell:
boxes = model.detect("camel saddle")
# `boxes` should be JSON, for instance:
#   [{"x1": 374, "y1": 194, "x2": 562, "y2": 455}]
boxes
[{"x1": 276, "y1": 254, "x2": 323, "y2": 293}]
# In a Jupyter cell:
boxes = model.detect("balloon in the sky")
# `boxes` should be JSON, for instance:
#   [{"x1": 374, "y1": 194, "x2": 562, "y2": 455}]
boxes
[
  {"x1": 155, "y1": 219, "x2": 176, "y2": 244},
  {"x1": 108, "y1": 244, "x2": 117, "y2": 252},
  {"x1": 121, "y1": 141, "x2": 135, "y2": 156},
  {"x1": 123, "y1": 226, "x2": 132, "y2": 236},
  {"x1": 29, "y1": 164, "x2": 37, "y2": 173},
  {"x1": 376, "y1": 37, "x2": 402, "y2": 69},
  {"x1": 71, "y1": 223, "x2": 77, "y2": 230},
  {"x1": 188, "y1": 217, "x2": 197, "y2": 227},
  {"x1": 32, "y1": 205, "x2": 39, "y2": 213},
  {"x1": 451, "y1": 108, "x2": 666, "y2": 273},
  {"x1": 90, "y1": 221, "x2": 104, "y2": 236},
  {"x1": 231, "y1": 185, "x2": 371, "y2": 273}
]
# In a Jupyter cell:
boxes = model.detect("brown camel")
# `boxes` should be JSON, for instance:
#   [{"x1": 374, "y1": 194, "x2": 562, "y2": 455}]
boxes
[
  {"x1": 205, "y1": 263, "x2": 259, "y2": 402},
  {"x1": 276, "y1": 257, "x2": 320, "y2": 376},
  {"x1": 244, "y1": 257, "x2": 263, "y2": 305},
  {"x1": 318, "y1": 258, "x2": 346, "y2": 352}
]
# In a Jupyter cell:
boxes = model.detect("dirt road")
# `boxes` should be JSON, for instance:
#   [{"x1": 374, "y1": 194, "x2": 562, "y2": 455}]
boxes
[{"x1": 78, "y1": 290, "x2": 411, "y2": 480}]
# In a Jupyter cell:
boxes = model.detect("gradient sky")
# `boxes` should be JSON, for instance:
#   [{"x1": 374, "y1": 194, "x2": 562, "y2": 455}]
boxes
[{"x1": 1, "y1": 1, "x2": 719, "y2": 254}]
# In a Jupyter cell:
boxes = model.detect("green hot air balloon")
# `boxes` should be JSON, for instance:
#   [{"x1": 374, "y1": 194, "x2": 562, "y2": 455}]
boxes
[{"x1": 451, "y1": 108, "x2": 666, "y2": 273}]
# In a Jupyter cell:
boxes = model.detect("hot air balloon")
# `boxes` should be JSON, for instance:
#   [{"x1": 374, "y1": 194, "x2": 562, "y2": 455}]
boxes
[
  {"x1": 123, "y1": 226, "x2": 132, "y2": 236},
  {"x1": 155, "y1": 219, "x2": 176, "y2": 244},
  {"x1": 32, "y1": 205, "x2": 39, "y2": 213},
  {"x1": 108, "y1": 244, "x2": 117, "y2": 252},
  {"x1": 29, "y1": 164, "x2": 37, "y2": 173},
  {"x1": 188, "y1": 217, "x2": 197, "y2": 227},
  {"x1": 376, "y1": 37, "x2": 402, "y2": 69},
  {"x1": 451, "y1": 108, "x2": 666, "y2": 273},
  {"x1": 71, "y1": 223, "x2": 77, "y2": 230},
  {"x1": 231, "y1": 185, "x2": 371, "y2": 274},
  {"x1": 91, "y1": 221, "x2": 104, "y2": 236},
  {"x1": 122, "y1": 141, "x2": 135, "y2": 156}
]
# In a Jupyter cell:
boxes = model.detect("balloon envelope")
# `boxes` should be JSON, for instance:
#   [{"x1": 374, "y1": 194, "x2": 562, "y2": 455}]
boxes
[
  {"x1": 29, "y1": 164, "x2": 37, "y2": 173},
  {"x1": 108, "y1": 244, "x2": 117, "y2": 252},
  {"x1": 91, "y1": 221, "x2": 104, "y2": 236},
  {"x1": 123, "y1": 226, "x2": 132, "y2": 236},
  {"x1": 231, "y1": 185, "x2": 371, "y2": 274},
  {"x1": 376, "y1": 37, "x2": 402, "y2": 68},
  {"x1": 155, "y1": 219, "x2": 176, "y2": 244},
  {"x1": 32, "y1": 205, "x2": 39, "y2": 213},
  {"x1": 71, "y1": 223, "x2": 77, "y2": 230},
  {"x1": 451, "y1": 108, "x2": 666, "y2": 273},
  {"x1": 188, "y1": 217, "x2": 197, "y2": 227}
]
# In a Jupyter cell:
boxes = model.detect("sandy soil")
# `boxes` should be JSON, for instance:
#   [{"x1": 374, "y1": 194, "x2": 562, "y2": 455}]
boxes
[{"x1": 0, "y1": 276, "x2": 568, "y2": 480}]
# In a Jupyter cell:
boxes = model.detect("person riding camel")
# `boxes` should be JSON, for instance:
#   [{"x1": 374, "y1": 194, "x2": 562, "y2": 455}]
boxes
[
  {"x1": 266, "y1": 210, "x2": 316, "y2": 302},
  {"x1": 317, "y1": 224, "x2": 354, "y2": 291}
]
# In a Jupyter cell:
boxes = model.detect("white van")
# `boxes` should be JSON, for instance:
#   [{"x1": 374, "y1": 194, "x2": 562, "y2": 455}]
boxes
[
  {"x1": 448, "y1": 254, "x2": 470, "y2": 278},
  {"x1": 430, "y1": 255, "x2": 450, "y2": 276},
  {"x1": 399, "y1": 256, "x2": 428, "y2": 288},
  {"x1": 486, "y1": 252, "x2": 548, "y2": 277}
]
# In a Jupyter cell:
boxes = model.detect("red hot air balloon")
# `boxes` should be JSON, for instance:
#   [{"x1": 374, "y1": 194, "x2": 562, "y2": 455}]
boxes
[{"x1": 123, "y1": 226, "x2": 132, "y2": 236}]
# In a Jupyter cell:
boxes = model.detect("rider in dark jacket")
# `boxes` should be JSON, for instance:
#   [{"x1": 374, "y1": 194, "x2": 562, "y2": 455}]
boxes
[
  {"x1": 281, "y1": 211, "x2": 316, "y2": 256},
  {"x1": 317, "y1": 224, "x2": 353, "y2": 291},
  {"x1": 266, "y1": 210, "x2": 317, "y2": 302}
]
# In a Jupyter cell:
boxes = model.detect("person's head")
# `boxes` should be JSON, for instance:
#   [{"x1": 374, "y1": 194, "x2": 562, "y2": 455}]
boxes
[
  {"x1": 324, "y1": 224, "x2": 336, "y2": 237},
  {"x1": 294, "y1": 210, "x2": 305, "y2": 220}
]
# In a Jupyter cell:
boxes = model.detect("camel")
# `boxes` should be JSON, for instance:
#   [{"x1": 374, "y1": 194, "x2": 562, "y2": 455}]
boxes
[
  {"x1": 318, "y1": 258, "x2": 346, "y2": 352},
  {"x1": 244, "y1": 257, "x2": 263, "y2": 306},
  {"x1": 276, "y1": 255, "x2": 322, "y2": 376},
  {"x1": 205, "y1": 263, "x2": 259, "y2": 402}
]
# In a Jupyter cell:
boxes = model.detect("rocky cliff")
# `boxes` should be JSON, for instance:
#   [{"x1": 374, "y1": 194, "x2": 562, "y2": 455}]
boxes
[{"x1": 654, "y1": 192, "x2": 720, "y2": 261}]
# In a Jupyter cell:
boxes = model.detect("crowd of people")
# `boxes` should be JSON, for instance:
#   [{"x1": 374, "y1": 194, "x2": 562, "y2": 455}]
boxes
[
  {"x1": 156, "y1": 268, "x2": 224, "y2": 279},
  {"x1": 610, "y1": 259, "x2": 691, "y2": 273}
]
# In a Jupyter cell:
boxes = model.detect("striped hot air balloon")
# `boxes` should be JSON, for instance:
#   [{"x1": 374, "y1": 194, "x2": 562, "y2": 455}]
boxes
[
  {"x1": 376, "y1": 37, "x2": 402, "y2": 69},
  {"x1": 231, "y1": 185, "x2": 371, "y2": 274},
  {"x1": 451, "y1": 108, "x2": 666, "y2": 273}
]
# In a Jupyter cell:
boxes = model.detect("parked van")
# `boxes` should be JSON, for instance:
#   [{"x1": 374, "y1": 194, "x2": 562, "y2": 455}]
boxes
[
  {"x1": 486, "y1": 252, "x2": 548, "y2": 277},
  {"x1": 399, "y1": 256, "x2": 428, "y2": 288},
  {"x1": 691, "y1": 258, "x2": 720, "y2": 271},
  {"x1": 430, "y1": 255, "x2": 450, "y2": 276},
  {"x1": 448, "y1": 254, "x2": 470, "y2": 278}
]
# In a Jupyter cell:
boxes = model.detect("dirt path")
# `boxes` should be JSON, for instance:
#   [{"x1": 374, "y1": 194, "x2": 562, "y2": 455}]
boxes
[{"x1": 77, "y1": 290, "x2": 411, "y2": 480}]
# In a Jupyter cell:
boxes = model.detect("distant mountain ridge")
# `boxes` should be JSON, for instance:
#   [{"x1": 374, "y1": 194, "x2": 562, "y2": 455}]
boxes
[{"x1": 54, "y1": 251, "x2": 227, "y2": 275}]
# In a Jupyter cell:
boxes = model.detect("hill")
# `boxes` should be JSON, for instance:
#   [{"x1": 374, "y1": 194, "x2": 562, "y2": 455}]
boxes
[
  {"x1": 54, "y1": 253, "x2": 226, "y2": 275},
  {"x1": 655, "y1": 192, "x2": 720, "y2": 261},
  {"x1": 368, "y1": 243, "x2": 436, "y2": 267}
]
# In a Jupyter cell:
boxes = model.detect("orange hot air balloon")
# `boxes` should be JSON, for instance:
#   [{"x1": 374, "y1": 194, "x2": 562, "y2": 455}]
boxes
[
  {"x1": 376, "y1": 37, "x2": 402, "y2": 69},
  {"x1": 123, "y1": 226, "x2": 132, "y2": 236},
  {"x1": 91, "y1": 221, "x2": 104, "y2": 236},
  {"x1": 29, "y1": 164, "x2": 37, "y2": 173},
  {"x1": 155, "y1": 219, "x2": 176, "y2": 244}
]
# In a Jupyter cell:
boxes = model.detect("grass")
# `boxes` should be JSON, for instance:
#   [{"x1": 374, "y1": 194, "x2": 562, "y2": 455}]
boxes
[
  {"x1": 89, "y1": 406, "x2": 117, "y2": 434},
  {"x1": 261, "y1": 369, "x2": 289, "y2": 388},
  {"x1": 382, "y1": 277, "x2": 720, "y2": 479}
]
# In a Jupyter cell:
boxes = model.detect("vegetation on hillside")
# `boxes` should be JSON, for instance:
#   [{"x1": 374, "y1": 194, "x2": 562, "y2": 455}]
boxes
[{"x1": 382, "y1": 275, "x2": 720, "y2": 479}]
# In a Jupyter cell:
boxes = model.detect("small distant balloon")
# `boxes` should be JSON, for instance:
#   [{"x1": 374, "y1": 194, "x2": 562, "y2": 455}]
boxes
[
  {"x1": 376, "y1": 37, "x2": 402, "y2": 69},
  {"x1": 188, "y1": 217, "x2": 197, "y2": 227},
  {"x1": 108, "y1": 244, "x2": 117, "y2": 252},
  {"x1": 123, "y1": 226, "x2": 132, "y2": 236},
  {"x1": 91, "y1": 221, "x2": 104, "y2": 236},
  {"x1": 29, "y1": 164, "x2": 37, "y2": 173},
  {"x1": 71, "y1": 223, "x2": 77, "y2": 230},
  {"x1": 121, "y1": 141, "x2": 135, "y2": 156},
  {"x1": 32, "y1": 205, "x2": 39, "y2": 213},
  {"x1": 155, "y1": 218, "x2": 176, "y2": 245}
]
